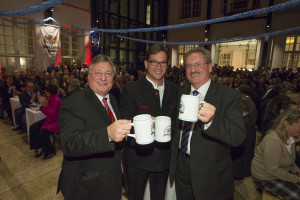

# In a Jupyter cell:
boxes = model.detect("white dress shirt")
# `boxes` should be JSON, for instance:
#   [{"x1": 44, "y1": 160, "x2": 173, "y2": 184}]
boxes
[
  {"x1": 94, "y1": 93, "x2": 117, "y2": 121},
  {"x1": 95, "y1": 93, "x2": 117, "y2": 142},
  {"x1": 179, "y1": 79, "x2": 212, "y2": 155},
  {"x1": 146, "y1": 76, "x2": 165, "y2": 107}
]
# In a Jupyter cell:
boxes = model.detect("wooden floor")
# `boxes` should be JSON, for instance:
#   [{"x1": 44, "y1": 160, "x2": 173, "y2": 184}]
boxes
[{"x1": 0, "y1": 117, "x2": 261, "y2": 200}]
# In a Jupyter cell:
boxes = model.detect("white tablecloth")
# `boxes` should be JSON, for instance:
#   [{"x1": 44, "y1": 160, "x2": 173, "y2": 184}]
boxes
[
  {"x1": 144, "y1": 176, "x2": 176, "y2": 200},
  {"x1": 10, "y1": 97, "x2": 21, "y2": 127},
  {"x1": 25, "y1": 108, "x2": 46, "y2": 142}
]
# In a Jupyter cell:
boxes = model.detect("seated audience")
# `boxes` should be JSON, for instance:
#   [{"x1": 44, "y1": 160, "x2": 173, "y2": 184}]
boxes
[
  {"x1": 14, "y1": 79, "x2": 39, "y2": 132},
  {"x1": 251, "y1": 109, "x2": 300, "y2": 200},
  {"x1": 29, "y1": 84, "x2": 62, "y2": 160},
  {"x1": 0, "y1": 74, "x2": 19, "y2": 122}
]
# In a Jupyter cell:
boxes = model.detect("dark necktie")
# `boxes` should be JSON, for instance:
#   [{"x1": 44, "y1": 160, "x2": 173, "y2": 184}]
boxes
[
  {"x1": 102, "y1": 98, "x2": 115, "y2": 122},
  {"x1": 180, "y1": 90, "x2": 199, "y2": 154}
]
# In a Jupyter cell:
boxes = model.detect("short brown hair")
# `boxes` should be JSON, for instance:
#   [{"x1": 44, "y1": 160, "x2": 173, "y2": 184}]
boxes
[{"x1": 145, "y1": 44, "x2": 169, "y2": 61}]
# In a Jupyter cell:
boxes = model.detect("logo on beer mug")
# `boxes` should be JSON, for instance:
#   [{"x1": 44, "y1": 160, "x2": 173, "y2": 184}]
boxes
[{"x1": 179, "y1": 101, "x2": 185, "y2": 114}]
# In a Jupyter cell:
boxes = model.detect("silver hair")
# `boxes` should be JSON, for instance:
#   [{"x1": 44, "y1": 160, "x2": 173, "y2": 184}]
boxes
[
  {"x1": 184, "y1": 47, "x2": 212, "y2": 65},
  {"x1": 88, "y1": 54, "x2": 116, "y2": 74}
]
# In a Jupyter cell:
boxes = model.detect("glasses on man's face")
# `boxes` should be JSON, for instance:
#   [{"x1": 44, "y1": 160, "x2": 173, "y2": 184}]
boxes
[
  {"x1": 149, "y1": 60, "x2": 168, "y2": 67},
  {"x1": 186, "y1": 62, "x2": 207, "y2": 69},
  {"x1": 94, "y1": 71, "x2": 113, "y2": 78}
]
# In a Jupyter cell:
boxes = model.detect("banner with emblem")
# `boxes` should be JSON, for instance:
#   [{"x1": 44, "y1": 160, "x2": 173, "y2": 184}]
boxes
[{"x1": 40, "y1": 25, "x2": 60, "y2": 61}]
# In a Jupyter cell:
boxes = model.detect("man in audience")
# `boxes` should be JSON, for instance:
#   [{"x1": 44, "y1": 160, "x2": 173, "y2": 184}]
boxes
[
  {"x1": 63, "y1": 78, "x2": 81, "y2": 100},
  {"x1": 47, "y1": 61, "x2": 57, "y2": 73},
  {"x1": 57, "y1": 54, "x2": 131, "y2": 200},
  {"x1": 169, "y1": 47, "x2": 246, "y2": 200},
  {"x1": 38, "y1": 71, "x2": 50, "y2": 90},
  {"x1": 15, "y1": 79, "x2": 38, "y2": 132},
  {"x1": 0, "y1": 74, "x2": 17, "y2": 122},
  {"x1": 120, "y1": 44, "x2": 179, "y2": 200}
]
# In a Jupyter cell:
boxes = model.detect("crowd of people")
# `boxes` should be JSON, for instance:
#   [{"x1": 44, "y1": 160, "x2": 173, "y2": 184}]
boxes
[{"x1": 0, "y1": 44, "x2": 300, "y2": 199}]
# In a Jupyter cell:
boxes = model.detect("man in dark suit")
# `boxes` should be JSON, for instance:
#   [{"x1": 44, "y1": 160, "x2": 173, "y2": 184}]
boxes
[
  {"x1": 15, "y1": 79, "x2": 38, "y2": 131},
  {"x1": 62, "y1": 77, "x2": 81, "y2": 100},
  {"x1": 120, "y1": 44, "x2": 179, "y2": 200},
  {"x1": 57, "y1": 54, "x2": 132, "y2": 200},
  {"x1": 0, "y1": 74, "x2": 17, "y2": 121},
  {"x1": 169, "y1": 47, "x2": 246, "y2": 200}
]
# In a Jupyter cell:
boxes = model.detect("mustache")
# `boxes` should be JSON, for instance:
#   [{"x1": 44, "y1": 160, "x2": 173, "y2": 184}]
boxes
[{"x1": 189, "y1": 72, "x2": 200, "y2": 76}]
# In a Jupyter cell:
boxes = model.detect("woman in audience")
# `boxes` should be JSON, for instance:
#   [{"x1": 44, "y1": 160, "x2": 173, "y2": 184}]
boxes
[
  {"x1": 261, "y1": 95, "x2": 298, "y2": 140},
  {"x1": 251, "y1": 109, "x2": 300, "y2": 200},
  {"x1": 29, "y1": 84, "x2": 62, "y2": 159}
]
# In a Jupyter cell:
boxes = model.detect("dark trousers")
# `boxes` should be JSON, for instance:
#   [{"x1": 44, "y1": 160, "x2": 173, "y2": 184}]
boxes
[
  {"x1": 38, "y1": 128, "x2": 56, "y2": 156},
  {"x1": 127, "y1": 165, "x2": 168, "y2": 200},
  {"x1": 4, "y1": 103, "x2": 12, "y2": 121},
  {"x1": 175, "y1": 153, "x2": 195, "y2": 200},
  {"x1": 175, "y1": 153, "x2": 234, "y2": 200},
  {"x1": 29, "y1": 119, "x2": 45, "y2": 150}
]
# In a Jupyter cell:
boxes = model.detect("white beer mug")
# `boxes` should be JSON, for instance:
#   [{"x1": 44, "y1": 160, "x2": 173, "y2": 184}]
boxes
[
  {"x1": 178, "y1": 94, "x2": 201, "y2": 122},
  {"x1": 154, "y1": 116, "x2": 171, "y2": 142},
  {"x1": 127, "y1": 114, "x2": 154, "y2": 145}
]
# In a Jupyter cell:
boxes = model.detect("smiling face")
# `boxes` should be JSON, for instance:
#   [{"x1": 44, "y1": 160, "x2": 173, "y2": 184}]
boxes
[
  {"x1": 144, "y1": 51, "x2": 168, "y2": 85},
  {"x1": 88, "y1": 62, "x2": 114, "y2": 96},
  {"x1": 185, "y1": 52, "x2": 212, "y2": 90}
]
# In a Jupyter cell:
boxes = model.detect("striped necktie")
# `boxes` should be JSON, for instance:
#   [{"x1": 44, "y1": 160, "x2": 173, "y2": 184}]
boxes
[
  {"x1": 180, "y1": 90, "x2": 199, "y2": 154},
  {"x1": 102, "y1": 97, "x2": 115, "y2": 122}
]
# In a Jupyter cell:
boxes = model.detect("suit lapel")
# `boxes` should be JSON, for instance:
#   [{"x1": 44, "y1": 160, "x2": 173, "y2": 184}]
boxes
[
  {"x1": 204, "y1": 81, "x2": 218, "y2": 102},
  {"x1": 84, "y1": 87, "x2": 112, "y2": 124},
  {"x1": 140, "y1": 78, "x2": 160, "y2": 112}
]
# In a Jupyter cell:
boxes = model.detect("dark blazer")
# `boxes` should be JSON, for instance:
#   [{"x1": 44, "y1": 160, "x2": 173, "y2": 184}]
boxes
[
  {"x1": 57, "y1": 86, "x2": 122, "y2": 200},
  {"x1": 120, "y1": 77, "x2": 179, "y2": 172},
  {"x1": 169, "y1": 82, "x2": 246, "y2": 200},
  {"x1": 19, "y1": 91, "x2": 32, "y2": 113},
  {"x1": 0, "y1": 83, "x2": 14, "y2": 107}
]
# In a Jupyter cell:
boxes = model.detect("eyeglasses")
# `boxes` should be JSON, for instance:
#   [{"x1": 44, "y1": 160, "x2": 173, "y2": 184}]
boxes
[
  {"x1": 94, "y1": 71, "x2": 113, "y2": 77},
  {"x1": 186, "y1": 62, "x2": 207, "y2": 69},
  {"x1": 149, "y1": 60, "x2": 168, "y2": 67}
]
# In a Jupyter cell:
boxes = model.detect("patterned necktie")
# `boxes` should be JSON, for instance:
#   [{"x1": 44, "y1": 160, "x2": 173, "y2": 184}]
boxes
[
  {"x1": 180, "y1": 90, "x2": 199, "y2": 154},
  {"x1": 102, "y1": 98, "x2": 115, "y2": 122}
]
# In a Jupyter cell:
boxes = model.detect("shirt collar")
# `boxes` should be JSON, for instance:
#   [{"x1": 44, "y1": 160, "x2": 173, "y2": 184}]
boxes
[
  {"x1": 94, "y1": 93, "x2": 110, "y2": 102},
  {"x1": 191, "y1": 79, "x2": 211, "y2": 98},
  {"x1": 146, "y1": 75, "x2": 164, "y2": 89}
]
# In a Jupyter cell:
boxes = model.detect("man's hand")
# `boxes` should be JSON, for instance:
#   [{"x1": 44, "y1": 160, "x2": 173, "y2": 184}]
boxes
[
  {"x1": 32, "y1": 93, "x2": 36, "y2": 101},
  {"x1": 58, "y1": 87, "x2": 66, "y2": 97},
  {"x1": 198, "y1": 101, "x2": 216, "y2": 123},
  {"x1": 107, "y1": 120, "x2": 132, "y2": 142}
]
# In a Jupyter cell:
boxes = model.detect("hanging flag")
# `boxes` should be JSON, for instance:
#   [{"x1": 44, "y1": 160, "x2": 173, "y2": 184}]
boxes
[{"x1": 40, "y1": 25, "x2": 60, "y2": 61}]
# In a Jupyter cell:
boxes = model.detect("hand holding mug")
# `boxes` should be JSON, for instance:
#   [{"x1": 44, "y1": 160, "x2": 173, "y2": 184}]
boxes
[
  {"x1": 127, "y1": 114, "x2": 154, "y2": 144},
  {"x1": 198, "y1": 101, "x2": 216, "y2": 123},
  {"x1": 107, "y1": 120, "x2": 132, "y2": 142}
]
